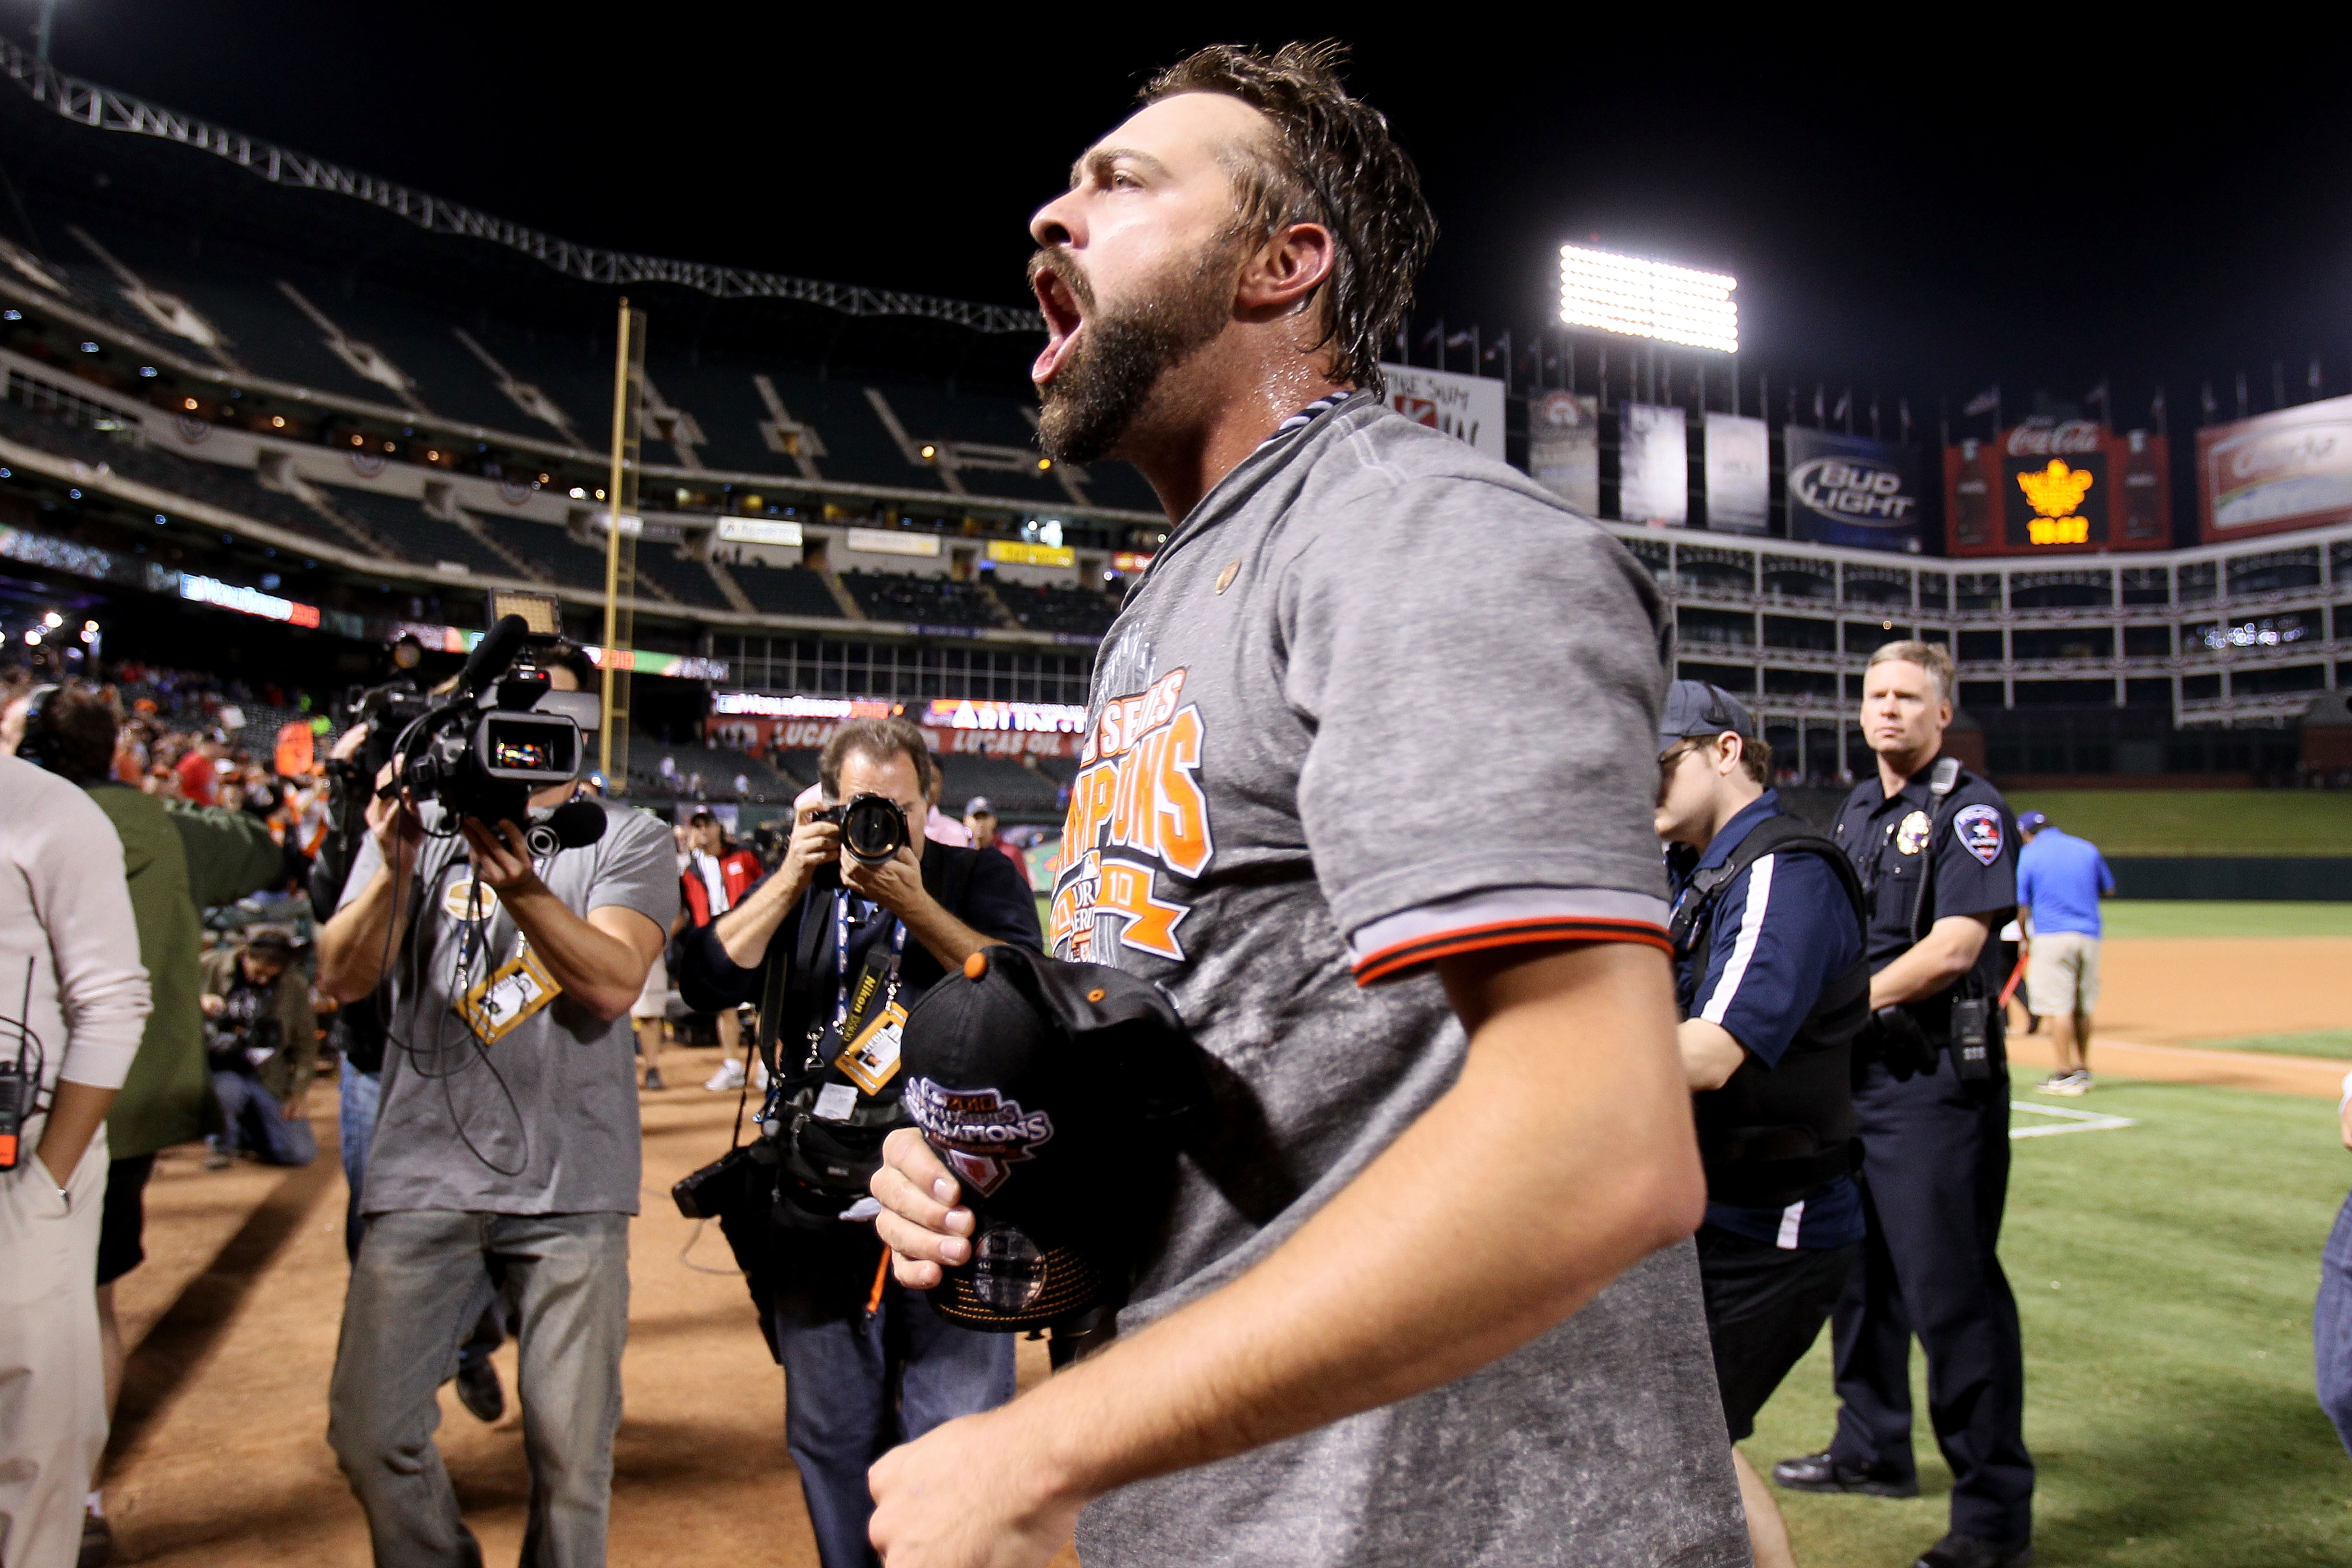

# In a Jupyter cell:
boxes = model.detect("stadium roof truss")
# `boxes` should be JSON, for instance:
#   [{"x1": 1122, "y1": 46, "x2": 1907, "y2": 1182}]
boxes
[{"x1": 0, "y1": 40, "x2": 1047, "y2": 336}]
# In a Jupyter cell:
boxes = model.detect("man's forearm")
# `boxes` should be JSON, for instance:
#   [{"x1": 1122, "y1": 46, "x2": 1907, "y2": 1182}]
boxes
[
  {"x1": 1869, "y1": 914, "x2": 1994, "y2": 1008},
  {"x1": 505, "y1": 888, "x2": 649, "y2": 1021},
  {"x1": 899, "y1": 895, "x2": 992, "y2": 970},
  {"x1": 976, "y1": 943, "x2": 1701, "y2": 1505},
  {"x1": 318, "y1": 864, "x2": 407, "y2": 1003},
  {"x1": 717, "y1": 870, "x2": 804, "y2": 968}
]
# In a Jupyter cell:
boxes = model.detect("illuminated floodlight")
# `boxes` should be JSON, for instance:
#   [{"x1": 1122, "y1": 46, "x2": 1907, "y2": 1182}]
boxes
[{"x1": 1559, "y1": 245, "x2": 1738, "y2": 354}]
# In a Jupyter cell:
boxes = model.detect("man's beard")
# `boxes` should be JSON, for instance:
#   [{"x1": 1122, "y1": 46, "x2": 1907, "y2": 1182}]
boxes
[{"x1": 1033, "y1": 246, "x2": 1233, "y2": 465}]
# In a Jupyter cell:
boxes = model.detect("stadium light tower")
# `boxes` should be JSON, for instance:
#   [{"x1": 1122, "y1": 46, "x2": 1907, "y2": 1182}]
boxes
[{"x1": 1558, "y1": 244, "x2": 1738, "y2": 355}]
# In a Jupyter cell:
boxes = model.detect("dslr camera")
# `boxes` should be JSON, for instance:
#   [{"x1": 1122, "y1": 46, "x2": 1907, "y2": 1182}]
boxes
[{"x1": 811, "y1": 792, "x2": 910, "y2": 866}]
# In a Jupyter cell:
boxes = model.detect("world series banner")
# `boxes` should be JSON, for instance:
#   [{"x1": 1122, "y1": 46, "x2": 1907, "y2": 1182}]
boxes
[
  {"x1": 2195, "y1": 394, "x2": 2352, "y2": 542},
  {"x1": 1945, "y1": 420, "x2": 2169, "y2": 556},
  {"x1": 1528, "y1": 391, "x2": 1599, "y2": 514},
  {"x1": 1703, "y1": 413, "x2": 1769, "y2": 535},
  {"x1": 1376, "y1": 363, "x2": 1505, "y2": 462},
  {"x1": 1618, "y1": 402, "x2": 1689, "y2": 527},
  {"x1": 1783, "y1": 427, "x2": 1923, "y2": 553}
]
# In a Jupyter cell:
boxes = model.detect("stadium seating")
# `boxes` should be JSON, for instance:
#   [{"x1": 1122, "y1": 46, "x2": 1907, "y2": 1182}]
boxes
[
  {"x1": 990, "y1": 580, "x2": 1123, "y2": 638},
  {"x1": 938, "y1": 752, "x2": 1063, "y2": 815},
  {"x1": 326, "y1": 487, "x2": 512, "y2": 576},
  {"x1": 732, "y1": 563, "x2": 845, "y2": 620},
  {"x1": 840, "y1": 569, "x2": 1003, "y2": 629},
  {"x1": 631, "y1": 742, "x2": 793, "y2": 801}
]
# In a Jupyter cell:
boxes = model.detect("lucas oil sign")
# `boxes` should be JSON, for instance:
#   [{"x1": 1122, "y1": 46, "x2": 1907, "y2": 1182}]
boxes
[{"x1": 1783, "y1": 427, "x2": 1924, "y2": 553}]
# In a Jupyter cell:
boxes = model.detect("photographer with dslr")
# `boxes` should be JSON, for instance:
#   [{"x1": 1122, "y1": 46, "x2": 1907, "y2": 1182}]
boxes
[
  {"x1": 675, "y1": 716, "x2": 1038, "y2": 1568},
  {"x1": 316, "y1": 622, "x2": 675, "y2": 1568},
  {"x1": 198, "y1": 929, "x2": 317, "y2": 1170}
]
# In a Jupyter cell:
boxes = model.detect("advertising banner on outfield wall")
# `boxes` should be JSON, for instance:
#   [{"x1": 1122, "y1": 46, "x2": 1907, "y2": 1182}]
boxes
[
  {"x1": 1703, "y1": 413, "x2": 1769, "y2": 535},
  {"x1": 1944, "y1": 420, "x2": 2169, "y2": 556},
  {"x1": 1528, "y1": 392, "x2": 1600, "y2": 514},
  {"x1": 2195, "y1": 393, "x2": 2352, "y2": 542},
  {"x1": 1783, "y1": 427, "x2": 1923, "y2": 552},
  {"x1": 1377, "y1": 363, "x2": 1505, "y2": 461},
  {"x1": 1618, "y1": 403, "x2": 1689, "y2": 527}
]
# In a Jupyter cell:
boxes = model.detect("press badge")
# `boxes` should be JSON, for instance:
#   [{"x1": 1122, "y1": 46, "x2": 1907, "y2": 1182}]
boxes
[
  {"x1": 455, "y1": 947, "x2": 562, "y2": 1043},
  {"x1": 834, "y1": 999, "x2": 908, "y2": 1094}
]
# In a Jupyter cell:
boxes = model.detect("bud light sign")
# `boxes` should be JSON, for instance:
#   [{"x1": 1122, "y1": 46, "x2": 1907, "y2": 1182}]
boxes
[{"x1": 1783, "y1": 428, "x2": 1924, "y2": 552}]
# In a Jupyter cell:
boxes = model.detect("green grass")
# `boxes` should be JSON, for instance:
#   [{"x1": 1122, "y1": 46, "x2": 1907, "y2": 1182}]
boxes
[
  {"x1": 2006, "y1": 791, "x2": 2352, "y2": 857},
  {"x1": 2100, "y1": 901, "x2": 2352, "y2": 939},
  {"x1": 2183, "y1": 1031, "x2": 2352, "y2": 1062},
  {"x1": 1751, "y1": 1083, "x2": 2352, "y2": 1567}
]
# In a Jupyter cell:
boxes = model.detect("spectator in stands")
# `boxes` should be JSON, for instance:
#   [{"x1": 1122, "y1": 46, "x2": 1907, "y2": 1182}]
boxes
[
  {"x1": 2015, "y1": 810, "x2": 2113, "y2": 1096},
  {"x1": 1, "y1": 680, "x2": 282, "y2": 1563},
  {"x1": 680, "y1": 809, "x2": 762, "y2": 1091},
  {"x1": 174, "y1": 730, "x2": 226, "y2": 805},
  {"x1": 0, "y1": 751, "x2": 150, "y2": 1568},
  {"x1": 676, "y1": 717, "x2": 1039, "y2": 1568},
  {"x1": 963, "y1": 796, "x2": 1025, "y2": 879},
  {"x1": 198, "y1": 930, "x2": 318, "y2": 1170}
]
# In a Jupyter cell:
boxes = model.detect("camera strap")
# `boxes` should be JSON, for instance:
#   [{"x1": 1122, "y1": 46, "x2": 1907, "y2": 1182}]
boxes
[{"x1": 832, "y1": 891, "x2": 906, "y2": 1036}]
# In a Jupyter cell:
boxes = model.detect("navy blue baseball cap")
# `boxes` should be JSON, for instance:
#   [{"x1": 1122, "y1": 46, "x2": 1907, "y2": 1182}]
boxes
[
  {"x1": 2017, "y1": 810, "x2": 2050, "y2": 834},
  {"x1": 1659, "y1": 680, "x2": 1757, "y2": 754}
]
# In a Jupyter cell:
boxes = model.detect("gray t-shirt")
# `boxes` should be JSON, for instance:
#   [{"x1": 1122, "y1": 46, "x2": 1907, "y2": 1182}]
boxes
[
  {"x1": 1054, "y1": 393, "x2": 1747, "y2": 1568},
  {"x1": 342, "y1": 799, "x2": 678, "y2": 1216}
]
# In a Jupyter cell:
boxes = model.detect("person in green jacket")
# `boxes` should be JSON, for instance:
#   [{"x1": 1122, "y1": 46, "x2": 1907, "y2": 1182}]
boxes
[{"x1": 1, "y1": 682, "x2": 282, "y2": 1566}]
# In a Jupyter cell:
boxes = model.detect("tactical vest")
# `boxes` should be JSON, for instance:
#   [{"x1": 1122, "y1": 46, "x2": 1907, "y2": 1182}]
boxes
[{"x1": 1671, "y1": 813, "x2": 1870, "y2": 1209}]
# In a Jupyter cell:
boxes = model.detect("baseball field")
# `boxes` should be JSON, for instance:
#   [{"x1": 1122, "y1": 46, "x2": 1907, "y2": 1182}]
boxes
[{"x1": 87, "y1": 899, "x2": 2352, "y2": 1565}]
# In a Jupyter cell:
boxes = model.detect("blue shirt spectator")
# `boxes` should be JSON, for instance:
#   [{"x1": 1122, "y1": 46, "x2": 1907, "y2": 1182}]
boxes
[{"x1": 2016, "y1": 819, "x2": 2113, "y2": 938}]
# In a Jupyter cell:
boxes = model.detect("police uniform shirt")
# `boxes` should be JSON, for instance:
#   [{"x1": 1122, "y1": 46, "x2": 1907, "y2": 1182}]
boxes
[
  {"x1": 1831, "y1": 763, "x2": 2018, "y2": 1002},
  {"x1": 1671, "y1": 789, "x2": 1865, "y2": 1250}
]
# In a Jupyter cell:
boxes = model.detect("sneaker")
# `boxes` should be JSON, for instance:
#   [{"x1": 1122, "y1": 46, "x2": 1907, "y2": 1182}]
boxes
[
  {"x1": 705, "y1": 1057, "x2": 746, "y2": 1091},
  {"x1": 454, "y1": 1358, "x2": 505, "y2": 1423},
  {"x1": 643, "y1": 1067, "x2": 666, "y2": 1091},
  {"x1": 79, "y1": 1511, "x2": 113, "y2": 1568},
  {"x1": 1770, "y1": 1448, "x2": 1919, "y2": 1497},
  {"x1": 1914, "y1": 1533, "x2": 2034, "y2": 1568},
  {"x1": 2044, "y1": 1070, "x2": 2091, "y2": 1097}
]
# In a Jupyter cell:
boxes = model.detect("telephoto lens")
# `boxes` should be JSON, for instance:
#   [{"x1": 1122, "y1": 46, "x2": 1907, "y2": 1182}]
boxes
[{"x1": 815, "y1": 792, "x2": 909, "y2": 865}]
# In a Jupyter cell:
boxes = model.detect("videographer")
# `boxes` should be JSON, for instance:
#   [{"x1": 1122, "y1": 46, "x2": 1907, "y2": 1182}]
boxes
[
  {"x1": 198, "y1": 929, "x2": 317, "y2": 1170},
  {"x1": 1773, "y1": 641, "x2": 2032, "y2": 1568},
  {"x1": 315, "y1": 633, "x2": 676, "y2": 1568},
  {"x1": 1654, "y1": 682, "x2": 1867, "y2": 1568},
  {"x1": 674, "y1": 716, "x2": 1039, "y2": 1568}
]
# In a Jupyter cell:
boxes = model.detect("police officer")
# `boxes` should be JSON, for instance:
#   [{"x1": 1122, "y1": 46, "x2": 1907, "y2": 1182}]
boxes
[
  {"x1": 1774, "y1": 641, "x2": 2033, "y2": 1568},
  {"x1": 1656, "y1": 681, "x2": 1868, "y2": 1568}
]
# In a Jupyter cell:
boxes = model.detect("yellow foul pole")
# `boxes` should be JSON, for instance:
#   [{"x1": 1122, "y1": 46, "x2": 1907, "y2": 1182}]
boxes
[{"x1": 600, "y1": 299, "x2": 645, "y2": 789}]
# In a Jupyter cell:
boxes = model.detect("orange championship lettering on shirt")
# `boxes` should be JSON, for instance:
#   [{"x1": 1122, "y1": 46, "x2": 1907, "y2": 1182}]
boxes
[{"x1": 1050, "y1": 669, "x2": 1214, "y2": 963}]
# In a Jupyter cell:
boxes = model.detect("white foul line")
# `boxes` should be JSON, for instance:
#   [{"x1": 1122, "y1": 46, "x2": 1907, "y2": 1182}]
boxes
[{"x1": 2010, "y1": 1101, "x2": 2138, "y2": 1139}]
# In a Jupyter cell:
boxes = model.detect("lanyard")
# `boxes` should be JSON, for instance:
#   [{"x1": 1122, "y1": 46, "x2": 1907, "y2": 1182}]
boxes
[{"x1": 833, "y1": 890, "x2": 906, "y2": 1030}]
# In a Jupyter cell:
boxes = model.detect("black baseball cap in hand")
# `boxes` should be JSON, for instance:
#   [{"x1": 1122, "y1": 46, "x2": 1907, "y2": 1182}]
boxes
[
  {"x1": 899, "y1": 943, "x2": 1200, "y2": 1332},
  {"x1": 1659, "y1": 679, "x2": 1757, "y2": 755}
]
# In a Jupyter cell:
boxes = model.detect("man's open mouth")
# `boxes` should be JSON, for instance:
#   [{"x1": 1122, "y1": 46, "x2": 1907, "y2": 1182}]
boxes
[{"x1": 1031, "y1": 262, "x2": 1086, "y2": 387}]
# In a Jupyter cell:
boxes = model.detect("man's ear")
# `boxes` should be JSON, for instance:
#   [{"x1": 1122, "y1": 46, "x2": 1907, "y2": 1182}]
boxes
[{"x1": 1235, "y1": 220, "x2": 1336, "y2": 318}]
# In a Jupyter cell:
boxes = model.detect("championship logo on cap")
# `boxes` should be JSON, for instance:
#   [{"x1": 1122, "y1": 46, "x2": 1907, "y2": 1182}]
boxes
[{"x1": 1955, "y1": 804, "x2": 2004, "y2": 866}]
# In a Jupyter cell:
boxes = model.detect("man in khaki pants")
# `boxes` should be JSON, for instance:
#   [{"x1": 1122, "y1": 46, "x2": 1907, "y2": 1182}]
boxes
[
  {"x1": 0, "y1": 747, "x2": 152, "y2": 1568},
  {"x1": 2015, "y1": 809, "x2": 2114, "y2": 1095}
]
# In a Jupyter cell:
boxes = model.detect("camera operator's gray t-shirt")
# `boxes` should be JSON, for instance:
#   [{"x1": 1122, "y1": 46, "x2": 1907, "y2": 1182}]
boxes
[
  {"x1": 341, "y1": 799, "x2": 678, "y2": 1216},
  {"x1": 1055, "y1": 394, "x2": 1746, "y2": 1568}
]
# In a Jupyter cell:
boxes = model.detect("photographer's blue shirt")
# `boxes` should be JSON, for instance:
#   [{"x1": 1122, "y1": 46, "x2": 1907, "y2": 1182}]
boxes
[
  {"x1": 2017, "y1": 826, "x2": 2113, "y2": 938},
  {"x1": 1671, "y1": 791, "x2": 1866, "y2": 1251}
]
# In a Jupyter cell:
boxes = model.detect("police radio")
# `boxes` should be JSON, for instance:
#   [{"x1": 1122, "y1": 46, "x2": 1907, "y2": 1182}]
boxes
[
  {"x1": 0, "y1": 959, "x2": 43, "y2": 1172},
  {"x1": 1923, "y1": 758, "x2": 1995, "y2": 1082}
]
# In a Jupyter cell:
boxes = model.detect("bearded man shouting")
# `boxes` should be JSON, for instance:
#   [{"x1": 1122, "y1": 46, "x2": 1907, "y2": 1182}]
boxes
[{"x1": 869, "y1": 42, "x2": 1748, "y2": 1568}]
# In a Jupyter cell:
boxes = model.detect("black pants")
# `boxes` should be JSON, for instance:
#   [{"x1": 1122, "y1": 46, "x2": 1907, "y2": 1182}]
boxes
[
  {"x1": 1697, "y1": 1225, "x2": 1855, "y2": 1441},
  {"x1": 1830, "y1": 1058, "x2": 2034, "y2": 1543}
]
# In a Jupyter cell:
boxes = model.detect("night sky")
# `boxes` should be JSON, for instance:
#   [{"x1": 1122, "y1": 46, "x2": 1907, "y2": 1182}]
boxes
[{"x1": 19, "y1": 4, "x2": 2352, "y2": 423}]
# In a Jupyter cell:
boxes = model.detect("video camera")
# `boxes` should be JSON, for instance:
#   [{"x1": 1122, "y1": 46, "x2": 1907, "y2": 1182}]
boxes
[{"x1": 378, "y1": 615, "x2": 607, "y2": 854}]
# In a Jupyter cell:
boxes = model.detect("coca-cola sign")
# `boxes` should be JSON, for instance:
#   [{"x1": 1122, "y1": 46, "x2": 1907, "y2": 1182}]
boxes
[{"x1": 2005, "y1": 419, "x2": 2101, "y2": 457}]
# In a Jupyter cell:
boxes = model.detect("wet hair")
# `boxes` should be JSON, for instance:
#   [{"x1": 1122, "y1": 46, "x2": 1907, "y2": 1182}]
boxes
[{"x1": 1141, "y1": 41, "x2": 1435, "y2": 393}]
